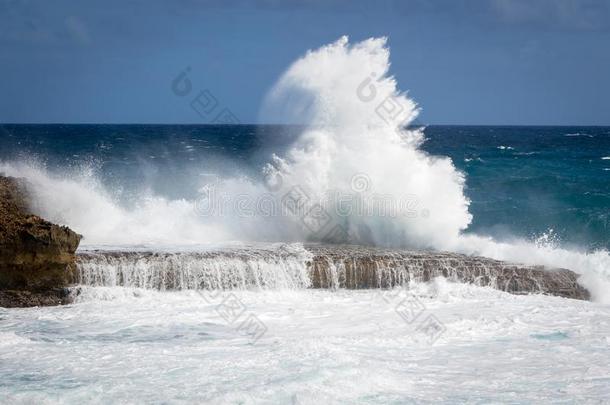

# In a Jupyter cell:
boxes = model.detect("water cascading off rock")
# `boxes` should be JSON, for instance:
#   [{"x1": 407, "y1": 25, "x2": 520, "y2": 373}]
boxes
[{"x1": 76, "y1": 245, "x2": 589, "y2": 300}]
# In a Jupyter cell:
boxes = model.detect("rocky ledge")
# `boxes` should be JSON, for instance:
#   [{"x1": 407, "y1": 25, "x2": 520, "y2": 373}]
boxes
[
  {"x1": 0, "y1": 175, "x2": 81, "y2": 308},
  {"x1": 75, "y1": 245, "x2": 590, "y2": 300},
  {"x1": 306, "y1": 245, "x2": 590, "y2": 300}
]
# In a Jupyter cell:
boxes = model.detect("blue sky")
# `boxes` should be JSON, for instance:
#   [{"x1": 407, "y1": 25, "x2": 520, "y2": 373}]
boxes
[{"x1": 1, "y1": 0, "x2": 609, "y2": 125}]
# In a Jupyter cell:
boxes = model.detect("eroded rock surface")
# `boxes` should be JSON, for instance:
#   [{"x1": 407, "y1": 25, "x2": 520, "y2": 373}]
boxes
[
  {"x1": 307, "y1": 245, "x2": 589, "y2": 300},
  {"x1": 0, "y1": 175, "x2": 81, "y2": 307},
  {"x1": 76, "y1": 244, "x2": 590, "y2": 300}
]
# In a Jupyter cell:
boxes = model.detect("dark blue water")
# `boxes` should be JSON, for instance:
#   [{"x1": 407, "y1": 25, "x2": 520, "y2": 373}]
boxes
[{"x1": 1, "y1": 124, "x2": 609, "y2": 250}]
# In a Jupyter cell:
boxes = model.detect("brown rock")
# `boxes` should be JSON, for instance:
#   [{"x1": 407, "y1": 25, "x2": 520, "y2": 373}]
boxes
[
  {"x1": 306, "y1": 245, "x2": 590, "y2": 300},
  {"x1": 75, "y1": 245, "x2": 590, "y2": 300},
  {"x1": 0, "y1": 288, "x2": 73, "y2": 308},
  {"x1": 0, "y1": 175, "x2": 82, "y2": 307}
]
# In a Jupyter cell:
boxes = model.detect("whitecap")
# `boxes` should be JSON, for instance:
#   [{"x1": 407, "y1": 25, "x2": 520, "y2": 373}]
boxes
[{"x1": 565, "y1": 133, "x2": 594, "y2": 138}]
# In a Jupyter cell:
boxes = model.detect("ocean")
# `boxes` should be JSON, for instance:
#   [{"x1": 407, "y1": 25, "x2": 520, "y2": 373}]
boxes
[
  {"x1": 1, "y1": 124, "x2": 609, "y2": 250},
  {"x1": 1, "y1": 36, "x2": 610, "y2": 403}
]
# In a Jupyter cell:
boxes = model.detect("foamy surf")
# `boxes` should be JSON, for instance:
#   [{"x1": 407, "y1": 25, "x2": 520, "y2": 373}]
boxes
[{"x1": 2, "y1": 286, "x2": 609, "y2": 403}]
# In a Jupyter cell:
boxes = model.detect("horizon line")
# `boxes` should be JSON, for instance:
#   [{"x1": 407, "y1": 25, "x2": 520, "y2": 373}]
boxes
[{"x1": 2, "y1": 122, "x2": 610, "y2": 127}]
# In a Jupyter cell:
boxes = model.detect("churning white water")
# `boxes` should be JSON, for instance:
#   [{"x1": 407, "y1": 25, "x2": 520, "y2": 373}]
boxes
[
  {"x1": 2, "y1": 285, "x2": 610, "y2": 403},
  {"x1": 259, "y1": 36, "x2": 471, "y2": 249}
]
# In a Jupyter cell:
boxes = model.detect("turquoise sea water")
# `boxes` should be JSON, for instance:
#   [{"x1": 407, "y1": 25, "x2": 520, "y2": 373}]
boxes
[{"x1": 1, "y1": 124, "x2": 608, "y2": 250}]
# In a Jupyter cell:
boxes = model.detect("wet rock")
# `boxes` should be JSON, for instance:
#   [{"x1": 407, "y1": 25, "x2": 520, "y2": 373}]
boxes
[
  {"x1": 75, "y1": 244, "x2": 590, "y2": 300},
  {"x1": 307, "y1": 245, "x2": 590, "y2": 300},
  {"x1": 0, "y1": 288, "x2": 74, "y2": 308},
  {"x1": 0, "y1": 176, "x2": 82, "y2": 307}
]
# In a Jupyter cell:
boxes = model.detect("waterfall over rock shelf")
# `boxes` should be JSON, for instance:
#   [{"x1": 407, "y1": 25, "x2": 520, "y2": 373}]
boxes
[{"x1": 76, "y1": 244, "x2": 589, "y2": 300}]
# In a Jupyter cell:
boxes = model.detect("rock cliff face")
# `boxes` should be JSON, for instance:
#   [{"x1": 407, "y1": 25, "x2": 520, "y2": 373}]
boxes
[{"x1": 0, "y1": 175, "x2": 82, "y2": 307}]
